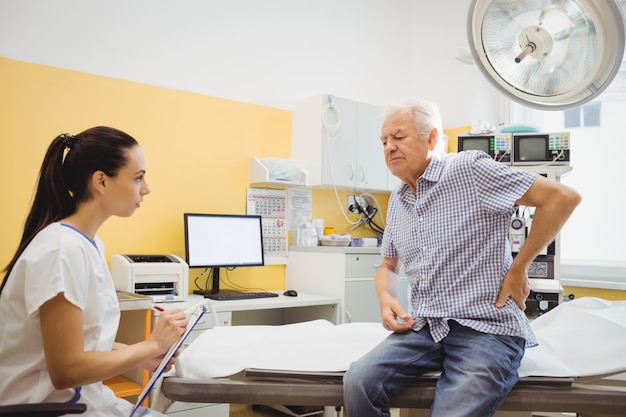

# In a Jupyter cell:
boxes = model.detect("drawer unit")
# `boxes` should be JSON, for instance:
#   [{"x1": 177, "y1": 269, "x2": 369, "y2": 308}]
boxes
[
  {"x1": 345, "y1": 254, "x2": 382, "y2": 277},
  {"x1": 286, "y1": 248, "x2": 408, "y2": 323}
]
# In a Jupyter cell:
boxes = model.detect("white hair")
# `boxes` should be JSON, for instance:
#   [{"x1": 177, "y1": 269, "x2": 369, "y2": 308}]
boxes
[{"x1": 383, "y1": 98, "x2": 444, "y2": 142}]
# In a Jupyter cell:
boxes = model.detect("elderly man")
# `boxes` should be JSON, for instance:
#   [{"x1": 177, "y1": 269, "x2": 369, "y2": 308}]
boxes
[{"x1": 343, "y1": 99, "x2": 581, "y2": 417}]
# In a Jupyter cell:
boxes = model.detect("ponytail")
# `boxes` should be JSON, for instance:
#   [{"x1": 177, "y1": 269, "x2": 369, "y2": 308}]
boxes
[
  {"x1": 1, "y1": 127, "x2": 138, "y2": 293},
  {"x1": 26, "y1": 134, "x2": 78, "y2": 248}
]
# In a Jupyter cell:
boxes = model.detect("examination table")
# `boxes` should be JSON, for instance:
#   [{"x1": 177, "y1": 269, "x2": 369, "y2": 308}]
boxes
[
  {"x1": 160, "y1": 370, "x2": 626, "y2": 415},
  {"x1": 156, "y1": 298, "x2": 626, "y2": 416}
]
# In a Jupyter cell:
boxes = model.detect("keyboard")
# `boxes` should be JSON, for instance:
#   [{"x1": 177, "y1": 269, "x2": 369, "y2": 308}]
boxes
[{"x1": 194, "y1": 289, "x2": 279, "y2": 301}]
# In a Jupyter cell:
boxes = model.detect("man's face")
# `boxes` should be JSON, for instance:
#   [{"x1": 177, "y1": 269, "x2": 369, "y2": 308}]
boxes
[{"x1": 380, "y1": 110, "x2": 437, "y2": 185}]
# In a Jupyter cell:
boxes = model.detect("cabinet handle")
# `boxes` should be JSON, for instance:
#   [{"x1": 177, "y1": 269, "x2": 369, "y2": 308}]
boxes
[
  {"x1": 348, "y1": 164, "x2": 355, "y2": 180},
  {"x1": 358, "y1": 165, "x2": 366, "y2": 182},
  {"x1": 345, "y1": 311, "x2": 352, "y2": 323}
]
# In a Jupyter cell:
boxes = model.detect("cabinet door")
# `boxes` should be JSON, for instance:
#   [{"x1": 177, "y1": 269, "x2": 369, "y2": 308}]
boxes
[
  {"x1": 344, "y1": 278, "x2": 380, "y2": 322},
  {"x1": 356, "y1": 102, "x2": 388, "y2": 190},
  {"x1": 344, "y1": 277, "x2": 410, "y2": 323},
  {"x1": 317, "y1": 96, "x2": 388, "y2": 191},
  {"x1": 344, "y1": 254, "x2": 382, "y2": 323},
  {"x1": 321, "y1": 96, "x2": 358, "y2": 187}
]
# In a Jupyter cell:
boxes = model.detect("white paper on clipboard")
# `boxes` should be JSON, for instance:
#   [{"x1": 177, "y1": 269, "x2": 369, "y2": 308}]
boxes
[{"x1": 129, "y1": 304, "x2": 207, "y2": 417}]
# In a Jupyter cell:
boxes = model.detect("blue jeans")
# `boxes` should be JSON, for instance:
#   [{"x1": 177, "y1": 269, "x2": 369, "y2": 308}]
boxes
[{"x1": 343, "y1": 321, "x2": 525, "y2": 417}]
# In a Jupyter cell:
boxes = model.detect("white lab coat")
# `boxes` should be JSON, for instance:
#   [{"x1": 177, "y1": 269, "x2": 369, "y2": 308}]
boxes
[{"x1": 0, "y1": 223, "x2": 162, "y2": 416}]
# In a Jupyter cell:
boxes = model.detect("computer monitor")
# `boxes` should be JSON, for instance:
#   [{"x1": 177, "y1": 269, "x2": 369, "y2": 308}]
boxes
[{"x1": 183, "y1": 213, "x2": 265, "y2": 296}]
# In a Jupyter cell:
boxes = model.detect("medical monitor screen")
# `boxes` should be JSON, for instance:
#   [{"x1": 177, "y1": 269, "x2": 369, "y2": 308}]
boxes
[
  {"x1": 458, "y1": 136, "x2": 491, "y2": 153},
  {"x1": 517, "y1": 137, "x2": 547, "y2": 161},
  {"x1": 184, "y1": 213, "x2": 265, "y2": 269}
]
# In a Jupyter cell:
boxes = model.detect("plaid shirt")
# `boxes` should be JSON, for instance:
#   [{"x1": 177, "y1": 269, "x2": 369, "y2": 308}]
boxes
[{"x1": 382, "y1": 151, "x2": 538, "y2": 346}]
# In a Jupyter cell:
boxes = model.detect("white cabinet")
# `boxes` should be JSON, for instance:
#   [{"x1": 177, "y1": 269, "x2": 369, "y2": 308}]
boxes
[
  {"x1": 286, "y1": 247, "x2": 408, "y2": 323},
  {"x1": 291, "y1": 95, "x2": 390, "y2": 192}
]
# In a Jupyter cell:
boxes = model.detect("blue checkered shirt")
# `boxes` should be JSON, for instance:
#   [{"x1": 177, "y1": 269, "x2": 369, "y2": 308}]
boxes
[{"x1": 382, "y1": 151, "x2": 538, "y2": 347}]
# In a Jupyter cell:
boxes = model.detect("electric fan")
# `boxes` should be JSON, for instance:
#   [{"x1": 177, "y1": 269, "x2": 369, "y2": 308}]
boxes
[{"x1": 467, "y1": 0, "x2": 625, "y2": 110}]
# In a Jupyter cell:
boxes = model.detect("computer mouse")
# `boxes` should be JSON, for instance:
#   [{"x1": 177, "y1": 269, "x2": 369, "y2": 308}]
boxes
[{"x1": 283, "y1": 289, "x2": 298, "y2": 297}]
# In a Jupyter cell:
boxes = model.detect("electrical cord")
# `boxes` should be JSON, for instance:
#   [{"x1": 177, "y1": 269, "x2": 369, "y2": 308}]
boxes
[
  {"x1": 322, "y1": 98, "x2": 341, "y2": 133},
  {"x1": 193, "y1": 267, "x2": 211, "y2": 291},
  {"x1": 322, "y1": 95, "x2": 361, "y2": 226},
  {"x1": 535, "y1": 149, "x2": 565, "y2": 166},
  {"x1": 366, "y1": 209, "x2": 385, "y2": 234},
  {"x1": 221, "y1": 267, "x2": 272, "y2": 293},
  {"x1": 320, "y1": 97, "x2": 388, "y2": 231},
  {"x1": 495, "y1": 150, "x2": 510, "y2": 162},
  {"x1": 551, "y1": 149, "x2": 564, "y2": 164},
  {"x1": 359, "y1": 193, "x2": 385, "y2": 229},
  {"x1": 194, "y1": 267, "x2": 270, "y2": 293}
]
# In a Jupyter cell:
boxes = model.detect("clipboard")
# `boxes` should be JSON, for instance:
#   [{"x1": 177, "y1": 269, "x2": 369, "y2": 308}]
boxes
[{"x1": 129, "y1": 303, "x2": 207, "y2": 417}]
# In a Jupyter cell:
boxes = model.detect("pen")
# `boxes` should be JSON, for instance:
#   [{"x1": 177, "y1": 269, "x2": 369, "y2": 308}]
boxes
[{"x1": 151, "y1": 304, "x2": 165, "y2": 312}]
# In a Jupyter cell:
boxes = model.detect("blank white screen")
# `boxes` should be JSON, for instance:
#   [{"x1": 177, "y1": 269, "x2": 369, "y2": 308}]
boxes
[{"x1": 185, "y1": 214, "x2": 264, "y2": 268}]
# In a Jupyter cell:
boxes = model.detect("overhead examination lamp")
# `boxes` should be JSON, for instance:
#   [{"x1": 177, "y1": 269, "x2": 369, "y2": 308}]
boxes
[{"x1": 467, "y1": 0, "x2": 625, "y2": 110}]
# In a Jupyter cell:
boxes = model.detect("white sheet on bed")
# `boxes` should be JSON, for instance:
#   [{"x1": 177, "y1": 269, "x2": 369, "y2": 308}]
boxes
[
  {"x1": 176, "y1": 297, "x2": 626, "y2": 379},
  {"x1": 518, "y1": 296, "x2": 626, "y2": 377}
]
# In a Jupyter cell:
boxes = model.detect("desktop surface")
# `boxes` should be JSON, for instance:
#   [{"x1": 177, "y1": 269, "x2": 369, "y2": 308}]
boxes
[
  {"x1": 153, "y1": 292, "x2": 341, "y2": 324},
  {"x1": 155, "y1": 292, "x2": 339, "y2": 312}
]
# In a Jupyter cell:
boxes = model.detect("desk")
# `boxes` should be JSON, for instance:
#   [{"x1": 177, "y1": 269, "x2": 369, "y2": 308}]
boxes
[
  {"x1": 155, "y1": 292, "x2": 340, "y2": 325},
  {"x1": 153, "y1": 292, "x2": 340, "y2": 417}
]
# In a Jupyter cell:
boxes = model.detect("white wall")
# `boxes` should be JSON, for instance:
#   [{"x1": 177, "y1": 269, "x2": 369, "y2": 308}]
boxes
[{"x1": 0, "y1": 0, "x2": 481, "y2": 127}]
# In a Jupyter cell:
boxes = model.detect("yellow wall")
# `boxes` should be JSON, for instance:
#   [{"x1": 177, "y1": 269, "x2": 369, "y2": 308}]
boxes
[
  {"x1": 0, "y1": 57, "x2": 390, "y2": 292},
  {"x1": 0, "y1": 57, "x2": 295, "y2": 290},
  {"x1": 444, "y1": 125, "x2": 471, "y2": 153},
  {"x1": 562, "y1": 286, "x2": 625, "y2": 301}
]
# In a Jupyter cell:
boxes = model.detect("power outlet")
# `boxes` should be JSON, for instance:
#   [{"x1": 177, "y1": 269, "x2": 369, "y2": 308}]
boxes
[
  {"x1": 347, "y1": 195, "x2": 359, "y2": 214},
  {"x1": 348, "y1": 195, "x2": 368, "y2": 214}
]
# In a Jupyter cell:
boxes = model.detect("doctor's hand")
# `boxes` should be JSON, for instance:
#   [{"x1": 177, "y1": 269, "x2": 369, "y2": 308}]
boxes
[
  {"x1": 143, "y1": 349, "x2": 180, "y2": 373},
  {"x1": 149, "y1": 308, "x2": 188, "y2": 354},
  {"x1": 380, "y1": 297, "x2": 416, "y2": 333},
  {"x1": 496, "y1": 265, "x2": 530, "y2": 311}
]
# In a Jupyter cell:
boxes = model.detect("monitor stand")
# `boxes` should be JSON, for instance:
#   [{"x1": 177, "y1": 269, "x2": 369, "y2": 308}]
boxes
[{"x1": 192, "y1": 267, "x2": 223, "y2": 297}]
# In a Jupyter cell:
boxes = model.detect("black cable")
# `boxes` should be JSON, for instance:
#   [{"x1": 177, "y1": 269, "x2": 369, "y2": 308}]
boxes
[
  {"x1": 368, "y1": 217, "x2": 385, "y2": 234},
  {"x1": 357, "y1": 205, "x2": 384, "y2": 234},
  {"x1": 193, "y1": 267, "x2": 211, "y2": 291},
  {"x1": 221, "y1": 267, "x2": 273, "y2": 293},
  {"x1": 367, "y1": 216, "x2": 385, "y2": 234}
]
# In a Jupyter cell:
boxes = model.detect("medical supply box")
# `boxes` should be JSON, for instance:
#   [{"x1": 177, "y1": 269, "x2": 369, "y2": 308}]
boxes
[{"x1": 111, "y1": 254, "x2": 189, "y2": 300}]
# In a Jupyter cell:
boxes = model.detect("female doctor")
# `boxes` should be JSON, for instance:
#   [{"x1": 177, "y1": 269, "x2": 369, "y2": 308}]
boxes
[{"x1": 0, "y1": 126, "x2": 188, "y2": 416}]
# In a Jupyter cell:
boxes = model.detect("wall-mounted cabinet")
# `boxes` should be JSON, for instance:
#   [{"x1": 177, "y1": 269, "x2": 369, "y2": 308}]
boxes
[{"x1": 291, "y1": 95, "x2": 391, "y2": 192}]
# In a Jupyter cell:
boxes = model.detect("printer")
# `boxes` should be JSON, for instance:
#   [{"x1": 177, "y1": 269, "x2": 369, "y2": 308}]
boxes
[{"x1": 111, "y1": 254, "x2": 189, "y2": 301}]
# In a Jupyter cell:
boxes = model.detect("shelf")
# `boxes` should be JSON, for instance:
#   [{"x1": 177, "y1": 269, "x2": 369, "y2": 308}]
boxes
[
  {"x1": 515, "y1": 165, "x2": 573, "y2": 179},
  {"x1": 249, "y1": 157, "x2": 308, "y2": 187}
]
